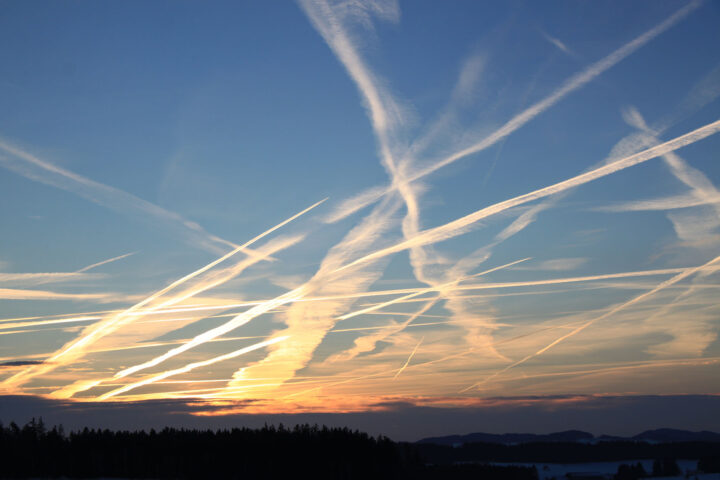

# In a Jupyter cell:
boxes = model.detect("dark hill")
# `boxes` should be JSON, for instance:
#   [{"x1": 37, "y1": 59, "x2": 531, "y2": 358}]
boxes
[{"x1": 418, "y1": 429, "x2": 720, "y2": 445}]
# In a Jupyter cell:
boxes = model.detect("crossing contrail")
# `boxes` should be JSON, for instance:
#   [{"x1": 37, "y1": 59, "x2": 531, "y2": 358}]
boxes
[
  {"x1": 1, "y1": 199, "x2": 323, "y2": 392},
  {"x1": 325, "y1": 0, "x2": 703, "y2": 222},
  {"x1": 336, "y1": 119, "x2": 720, "y2": 273},
  {"x1": 97, "y1": 336, "x2": 289, "y2": 400}
]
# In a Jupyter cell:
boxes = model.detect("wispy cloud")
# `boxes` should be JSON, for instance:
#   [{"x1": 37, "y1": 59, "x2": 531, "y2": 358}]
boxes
[{"x1": 0, "y1": 140, "x2": 236, "y2": 254}]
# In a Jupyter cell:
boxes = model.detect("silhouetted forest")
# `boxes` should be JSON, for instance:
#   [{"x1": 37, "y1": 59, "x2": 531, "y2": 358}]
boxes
[
  {"x1": 0, "y1": 418, "x2": 536, "y2": 479},
  {"x1": 1, "y1": 418, "x2": 718, "y2": 479}
]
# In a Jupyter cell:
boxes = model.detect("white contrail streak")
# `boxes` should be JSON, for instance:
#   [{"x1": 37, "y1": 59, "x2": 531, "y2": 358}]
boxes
[
  {"x1": 460, "y1": 254, "x2": 720, "y2": 392},
  {"x1": 325, "y1": 0, "x2": 703, "y2": 222},
  {"x1": 0, "y1": 273, "x2": 100, "y2": 285},
  {"x1": 111, "y1": 287, "x2": 308, "y2": 380},
  {"x1": 0, "y1": 316, "x2": 100, "y2": 332},
  {"x1": 1, "y1": 200, "x2": 323, "y2": 391},
  {"x1": 77, "y1": 252, "x2": 136, "y2": 272},
  {"x1": 97, "y1": 336, "x2": 289, "y2": 400},
  {"x1": 394, "y1": 337, "x2": 424, "y2": 379},
  {"x1": 337, "y1": 119, "x2": 720, "y2": 272},
  {"x1": 0, "y1": 288, "x2": 112, "y2": 301},
  {"x1": 337, "y1": 258, "x2": 530, "y2": 322}
]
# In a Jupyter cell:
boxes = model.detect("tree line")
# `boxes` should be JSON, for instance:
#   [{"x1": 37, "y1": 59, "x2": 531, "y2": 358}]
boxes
[
  {"x1": 1, "y1": 418, "x2": 718, "y2": 479},
  {"x1": 0, "y1": 418, "x2": 536, "y2": 479}
]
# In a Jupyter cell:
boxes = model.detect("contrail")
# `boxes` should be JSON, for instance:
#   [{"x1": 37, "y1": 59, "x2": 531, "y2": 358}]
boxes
[
  {"x1": 96, "y1": 336, "x2": 289, "y2": 400},
  {"x1": 1, "y1": 199, "x2": 323, "y2": 391},
  {"x1": 327, "y1": 297, "x2": 440, "y2": 364},
  {"x1": 325, "y1": 0, "x2": 703, "y2": 222},
  {"x1": 22, "y1": 264, "x2": 696, "y2": 320},
  {"x1": 394, "y1": 337, "x2": 424, "y2": 379},
  {"x1": 0, "y1": 288, "x2": 113, "y2": 301},
  {"x1": 3, "y1": 235, "x2": 298, "y2": 392},
  {"x1": 87, "y1": 0, "x2": 712, "y2": 402},
  {"x1": 77, "y1": 252, "x2": 136, "y2": 272},
  {"x1": 284, "y1": 322, "x2": 587, "y2": 400},
  {"x1": 498, "y1": 357, "x2": 720, "y2": 385},
  {"x1": 0, "y1": 273, "x2": 100, "y2": 286},
  {"x1": 337, "y1": 119, "x2": 720, "y2": 273},
  {"x1": 0, "y1": 253, "x2": 133, "y2": 289},
  {"x1": 460, "y1": 253, "x2": 720, "y2": 392},
  {"x1": 0, "y1": 316, "x2": 100, "y2": 332},
  {"x1": 330, "y1": 321, "x2": 449, "y2": 333},
  {"x1": 327, "y1": 259, "x2": 529, "y2": 362},
  {"x1": 0, "y1": 140, "x2": 237, "y2": 254},
  {"x1": 110, "y1": 287, "x2": 308, "y2": 381},
  {"x1": 337, "y1": 258, "x2": 530, "y2": 322}
]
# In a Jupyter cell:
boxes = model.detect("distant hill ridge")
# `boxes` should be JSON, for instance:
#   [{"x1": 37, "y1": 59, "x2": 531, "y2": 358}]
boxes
[{"x1": 417, "y1": 428, "x2": 720, "y2": 445}]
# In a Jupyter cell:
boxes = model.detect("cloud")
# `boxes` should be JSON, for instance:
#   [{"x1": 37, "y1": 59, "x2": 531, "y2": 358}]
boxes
[
  {"x1": 0, "y1": 140, "x2": 236, "y2": 254},
  {"x1": 0, "y1": 360, "x2": 44, "y2": 368},
  {"x1": 515, "y1": 258, "x2": 588, "y2": 271},
  {"x1": 0, "y1": 288, "x2": 115, "y2": 301}
]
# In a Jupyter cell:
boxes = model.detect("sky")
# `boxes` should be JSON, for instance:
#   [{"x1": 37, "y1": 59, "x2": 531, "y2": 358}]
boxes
[{"x1": 1, "y1": 0, "x2": 719, "y2": 438}]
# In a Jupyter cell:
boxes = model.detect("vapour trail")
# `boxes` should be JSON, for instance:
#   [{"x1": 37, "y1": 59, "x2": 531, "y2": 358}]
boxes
[
  {"x1": 327, "y1": 297, "x2": 440, "y2": 364},
  {"x1": 12, "y1": 264, "x2": 694, "y2": 322},
  {"x1": 77, "y1": 252, "x2": 136, "y2": 272},
  {"x1": 284, "y1": 322, "x2": 587, "y2": 400},
  {"x1": 330, "y1": 321, "x2": 449, "y2": 333},
  {"x1": 327, "y1": 259, "x2": 529, "y2": 362},
  {"x1": 394, "y1": 337, "x2": 424, "y2": 379},
  {"x1": 97, "y1": 336, "x2": 289, "y2": 400},
  {"x1": 1, "y1": 200, "x2": 322, "y2": 391},
  {"x1": 48, "y1": 236, "x2": 304, "y2": 399},
  {"x1": 0, "y1": 140, "x2": 238, "y2": 254},
  {"x1": 0, "y1": 288, "x2": 113, "y2": 301},
  {"x1": 0, "y1": 253, "x2": 132, "y2": 289},
  {"x1": 0, "y1": 273, "x2": 101, "y2": 286},
  {"x1": 111, "y1": 287, "x2": 308, "y2": 381},
  {"x1": 337, "y1": 119, "x2": 720, "y2": 273},
  {"x1": 326, "y1": 0, "x2": 702, "y2": 222},
  {"x1": 496, "y1": 357, "x2": 720, "y2": 385},
  {"x1": 460, "y1": 253, "x2": 720, "y2": 392},
  {"x1": 6, "y1": 235, "x2": 297, "y2": 393},
  {"x1": 0, "y1": 316, "x2": 100, "y2": 332},
  {"x1": 337, "y1": 258, "x2": 530, "y2": 322}
]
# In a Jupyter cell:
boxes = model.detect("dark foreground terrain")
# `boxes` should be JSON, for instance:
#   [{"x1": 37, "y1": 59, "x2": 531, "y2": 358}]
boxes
[{"x1": 0, "y1": 419, "x2": 718, "y2": 479}]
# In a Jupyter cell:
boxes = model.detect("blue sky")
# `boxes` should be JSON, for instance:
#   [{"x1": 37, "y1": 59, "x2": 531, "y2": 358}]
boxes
[{"x1": 0, "y1": 0, "x2": 719, "y2": 428}]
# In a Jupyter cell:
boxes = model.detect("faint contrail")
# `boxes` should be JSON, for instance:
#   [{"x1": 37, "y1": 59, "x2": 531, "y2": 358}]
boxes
[
  {"x1": 327, "y1": 259, "x2": 528, "y2": 362},
  {"x1": 77, "y1": 252, "x2": 136, "y2": 272},
  {"x1": 326, "y1": 0, "x2": 703, "y2": 222},
  {"x1": 26, "y1": 264, "x2": 697, "y2": 319},
  {"x1": 0, "y1": 140, "x2": 237, "y2": 254},
  {"x1": 460, "y1": 253, "x2": 720, "y2": 392},
  {"x1": 0, "y1": 316, "x2": 100, "y2": 332},
  {"x1": 337, "y1": 119, "x2": 720, "y2": 273},
  {"x1": 499, "y1": 357, "x2": 720, "y2": 384},
  {"x1": 0, "y1": 273, "x2": 100, "y2": 285},
  {"x1": 337, "y1": 258, "x2": 530, "y2": 322},
  {"x1": 0, "y1": 288, "x2": 112, "y2": 301},
  {"x1": 327, "y1": 298, "x2": 440, "y2": 364},
  {"x1": 394, "y1": 337, "x2": 424, "y2": 379},
  {"x1": 97, "y1": 336, "x2": 289, "y2": 400},
  {"x1": 330, "y1": 321, "x2": 448, "y2": 333}
]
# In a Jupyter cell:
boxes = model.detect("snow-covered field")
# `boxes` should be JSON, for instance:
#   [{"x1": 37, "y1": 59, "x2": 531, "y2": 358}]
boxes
[{"x1": 493, "y1": 460, "x2": 700, "y2": 480}]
